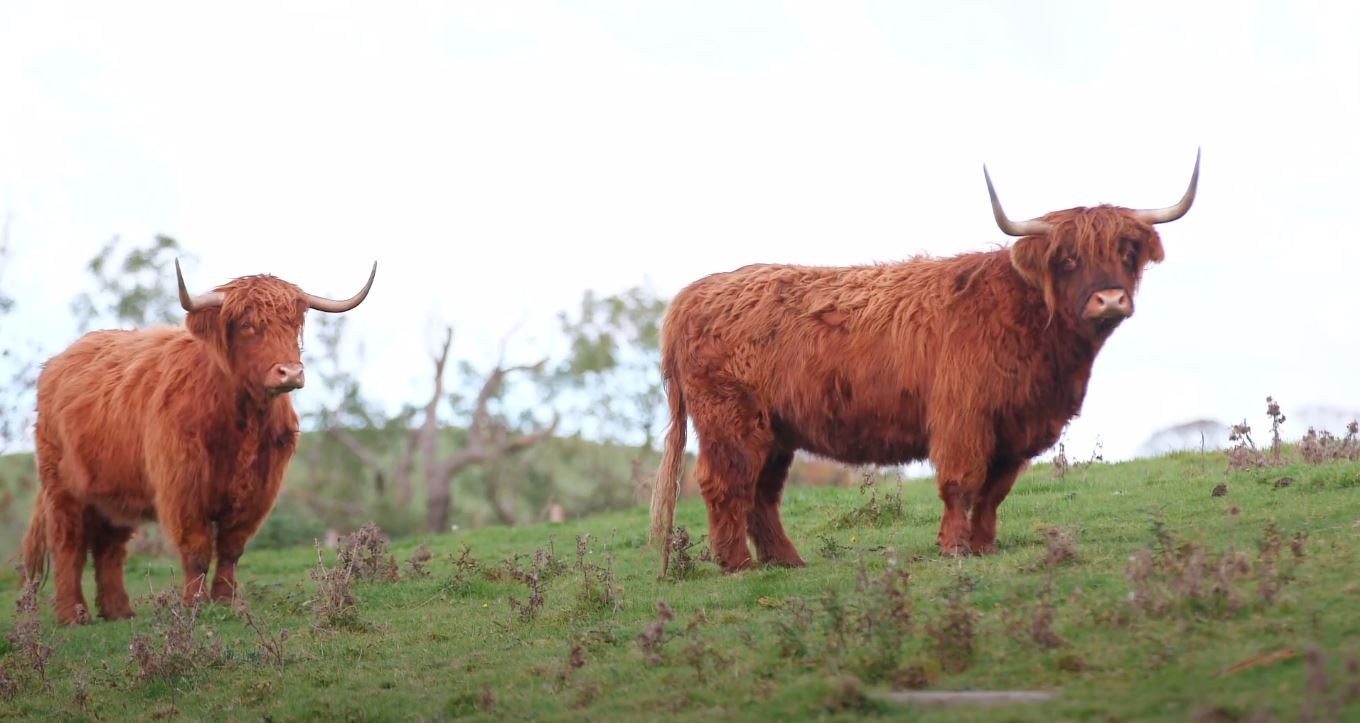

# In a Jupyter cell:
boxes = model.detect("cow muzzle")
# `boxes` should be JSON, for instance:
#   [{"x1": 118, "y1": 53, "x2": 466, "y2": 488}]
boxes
[
  {"x1": 268, "y1": 363, "x2": 306, "y2": 394},
  {"x1": 1082, "y1": 289, "x2": 1132, "y2": 336}
]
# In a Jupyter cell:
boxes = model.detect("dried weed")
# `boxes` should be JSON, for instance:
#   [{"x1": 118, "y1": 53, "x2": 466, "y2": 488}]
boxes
[
  {"x1": 308, "y1": 542, "x2": 360, "y2": 629},
  {"x1": 336, "y1": 522, "x2": 399, "y2": 582},
  {"x1": 6, "y1": 569, "x2": 53, "y2": 689},
  {"x1": 126, "y1": 588, "x2": 224, "y2": 682}
]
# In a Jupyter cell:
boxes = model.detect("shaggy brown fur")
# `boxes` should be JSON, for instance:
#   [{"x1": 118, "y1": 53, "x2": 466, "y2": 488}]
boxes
[
  {"x1": 651, "y1": 204, "x2": 1179, "y2": 574},
  {"x1": 22, "y1": 271, "x2": 367, "y2": 624}
]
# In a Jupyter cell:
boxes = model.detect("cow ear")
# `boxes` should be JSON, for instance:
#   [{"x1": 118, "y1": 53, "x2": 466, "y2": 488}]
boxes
[
  {"x1": 1144, "y1": 232, "x2": 1165, "y2": 265},
  {"x1": 186, "y1": 308, "x2": 228, "y2": 356},
  {"x1": 1009, "y1": 235, "x2": 1051, "y2": 287},
  {"x1": 186, "y1": 308, "x2": 215, "y2": 339}
]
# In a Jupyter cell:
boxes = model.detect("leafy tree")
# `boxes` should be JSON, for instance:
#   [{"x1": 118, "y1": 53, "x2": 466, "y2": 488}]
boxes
[
  {"x1": 553, "y1": 285, "x2": 668, "y2": 498},
  {"x1": 70, "y1": 234, "x2": 192, "y2": 331},
  {"x1": 0, "y1": 215, "x2": 39, "y2": 554},
  {"x1": 555, "y1": 285, "x2": 667, "y2": 448},
  {"x1": 0, "y1": 213, "x2": 13, "y2": 318},
  {"x1": 0, "y1": 215, "x2": 38, "y2": 452}
]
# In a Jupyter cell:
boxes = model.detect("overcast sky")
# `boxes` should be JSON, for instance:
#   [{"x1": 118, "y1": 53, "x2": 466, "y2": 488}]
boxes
[{"x1": 1, "y1": 1, "x2": 1357, "y2": 460}]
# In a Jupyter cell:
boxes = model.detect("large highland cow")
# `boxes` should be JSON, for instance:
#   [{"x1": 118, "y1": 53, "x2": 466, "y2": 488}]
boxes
[
  {"x1": 22, "y1": 260, "x2": 376, "y2": 623},
  {"x1": 651, "y1": 153, "x2": 1199, "y2": 574}
]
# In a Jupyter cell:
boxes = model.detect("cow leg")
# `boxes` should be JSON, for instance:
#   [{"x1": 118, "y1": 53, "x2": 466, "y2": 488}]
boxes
[
  {"x1": 695, "y1": 438, "x2": 763, "y2": 573},
  {"x1": 968, "y1": 458, "x2": 1026, "y2": 555},
  {"x1": 688, "y1": 383, "x2": 775, "y2": 573},
  {"x1": 44, "y1": 492, "x2": 91, "y2": 625},
  {"x1": 934, "y1": 481, "x2": 975, "y2": 557},
  {"x1": 161, "y1": 514, "x2": 214, "y2": 606},
  {"x1": 747, "y1": 449, "x2": 804, "y2": 567},
  {"x1": 928, "y1": 421, "x2": 994, "y2": 557},
  {"x1": 145, "y1": 436, "x2": 220, "y2": 606},
  {"x1": 210, "y1": 525, "x2": 255, "y2": 604},
  {"x1": 87, "y1": 512, "x2": 136, "y2": 620}
]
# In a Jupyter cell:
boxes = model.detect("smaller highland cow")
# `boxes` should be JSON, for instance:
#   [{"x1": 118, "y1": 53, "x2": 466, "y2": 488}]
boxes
[{"x1": 23, "y1": 260, "x2": 376, "y2": 623}]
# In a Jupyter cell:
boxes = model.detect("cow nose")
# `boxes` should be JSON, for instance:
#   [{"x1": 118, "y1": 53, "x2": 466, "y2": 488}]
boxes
[
  {"x1": 271, "y1": 363, "x2": 305, "y2": 392},
  {"x1": 1085, "y1": 289, "x2": 1132, "y2": 319}
]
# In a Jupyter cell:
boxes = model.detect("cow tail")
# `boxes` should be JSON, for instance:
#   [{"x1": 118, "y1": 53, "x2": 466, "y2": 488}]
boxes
[
  {"x1": 648, "y1": 361, "x2": 687, "y2": 578},
  {"x1": 21, "y1": 490, "x2": 48, "y2": 587}
]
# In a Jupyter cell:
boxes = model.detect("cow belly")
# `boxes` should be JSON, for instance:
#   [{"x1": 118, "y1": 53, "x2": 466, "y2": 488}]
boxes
[
  {"x1": 799, "y1": 437, "x2": 930, "y2": 466},
  {"x1": 996, "y1": 409, "x2": 1071, "y2": 460},
  {"x1": 774, "y1": 388, "x2": 930, "y2": 465},
  {"x1": 58, "y1": 452, "x2": 157, "y2": 526},
  {"x1": 89, "y1": 496, "x2": 157, "y2": 527},
  {"x1": 786, "y1": 414, "x2": 930, "y2": 466}
]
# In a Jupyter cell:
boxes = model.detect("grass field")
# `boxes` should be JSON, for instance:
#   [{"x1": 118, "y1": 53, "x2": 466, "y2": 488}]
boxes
[{"x1": 1, "y1": 450, "x2": 1358, "y2": 722}]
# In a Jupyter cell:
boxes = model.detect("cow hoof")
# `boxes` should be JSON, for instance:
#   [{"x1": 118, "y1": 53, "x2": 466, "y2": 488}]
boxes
[
  {"x1": 721, "y1": 558, "x2": 755, "y2": 573},
  {"x1": 970, "y1": 541, "x2": 998, "y2": 555},
  {"x1": 100, "y1": 608, "x2": 136, "y2": 621},
  {"x1": 760, "y1": 556, "x2": 806, "y2": 568},
  {"x1": 55, "y1": 602, "x2": 94, "y2": 626},
  {"x1": 939, "y1": 543, "x2": 973, "y2": 558}
]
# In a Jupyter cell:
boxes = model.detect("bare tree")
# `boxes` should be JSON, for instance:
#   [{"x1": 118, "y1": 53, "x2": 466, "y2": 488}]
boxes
[
  {"x1": 315, "y1": 323, "x2": 558, "y2": 532},
  {"x1": 422, "y1": 327, "x2": 558, "y2": 532}
]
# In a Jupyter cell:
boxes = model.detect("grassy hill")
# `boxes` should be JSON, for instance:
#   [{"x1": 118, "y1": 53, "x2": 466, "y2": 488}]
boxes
[
  {"x1": 0, "y1": 427, "x2": 655, "y2": 563},
  {"x1": 1, "y1": 450, "x2": 1358, "y2": 721}
]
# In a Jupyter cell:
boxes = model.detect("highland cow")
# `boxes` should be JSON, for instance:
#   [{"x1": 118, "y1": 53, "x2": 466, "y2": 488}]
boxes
[
  {"x1": 22, "y1": 260, "x2": 376, "y2": 623},
  {"x1": 651, "y1": 152, "x2": 1199, "y2": 573}
]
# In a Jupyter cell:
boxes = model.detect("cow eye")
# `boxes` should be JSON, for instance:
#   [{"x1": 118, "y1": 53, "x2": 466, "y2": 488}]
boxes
[
  {"x1": 239, "y1": 322, "x2": 255, "y2": 333},
  {"x1": 1058, "y1": 257, "x2": 1078, "y2": 272}
]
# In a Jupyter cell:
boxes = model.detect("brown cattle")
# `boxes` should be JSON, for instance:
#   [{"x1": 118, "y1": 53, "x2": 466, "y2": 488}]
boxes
[
  {"x1": 650, "y1": 153, "x2": 1199, "y2": 573},
  {"x1": 21, "y1": 260, "x2": 376, "y2": 623}
]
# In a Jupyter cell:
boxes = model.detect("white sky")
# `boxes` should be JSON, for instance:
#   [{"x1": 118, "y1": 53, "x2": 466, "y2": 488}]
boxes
[{"x1": 1, "y1": 0, "x2": 1357, "y2": 460}]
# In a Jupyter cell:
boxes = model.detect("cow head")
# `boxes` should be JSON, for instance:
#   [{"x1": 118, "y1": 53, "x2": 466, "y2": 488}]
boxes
[
  {"x1": 176, "y1": 261, "x2": 377, "y2": 402},
  {"x1": 989, "y1": 151, "x2": 1199, "y2": 342}
]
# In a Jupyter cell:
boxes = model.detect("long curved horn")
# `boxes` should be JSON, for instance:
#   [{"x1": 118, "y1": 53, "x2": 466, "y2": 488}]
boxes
[
  {"x1": 984, "y1": 165, "x2": 1052, "y2": 237},
  {"x1": 1133, "y1": 147, "x2": 1200, "y2": 225},
  {"x1": 175, "y1": 258, "x2": 224, "y2": 312},
  {"x1": 305, "y1": 261, "x2": 377, "y2": 313}
]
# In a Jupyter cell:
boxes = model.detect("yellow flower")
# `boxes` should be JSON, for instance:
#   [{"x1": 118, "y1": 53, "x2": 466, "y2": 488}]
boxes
[
  {"x1": 850, "y1": 535, "x2": 858, "y2": 543},
  {"x1": 481, "y1": 603, "x2": 488, "y2": 608}
]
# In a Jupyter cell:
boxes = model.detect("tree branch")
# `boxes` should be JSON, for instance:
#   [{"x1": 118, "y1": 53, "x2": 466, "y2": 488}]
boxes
[
  {"x1": 391, "y1": 426, "x2": 421, "y2": 506},
  {"x1": 418, "y1": 326, "x2": 455, "y2": 497},
  {"x1": 502, "y1": 414, "x2": 560, "y2": 456},
  {"x1": 284, "y1": 488, "x2": 366, "y2": 519},
  {"x1": 325, "y1": 425, "x2": 385, "y2": 476},
  {"x1": 423, "y1": 333, "x2": 556, "y2": 532}
]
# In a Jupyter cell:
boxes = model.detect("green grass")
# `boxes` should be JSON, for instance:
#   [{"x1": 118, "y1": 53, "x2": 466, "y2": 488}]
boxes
[{"x1": 2, "y1": 451, "x2": 1359, "y2": 721}]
